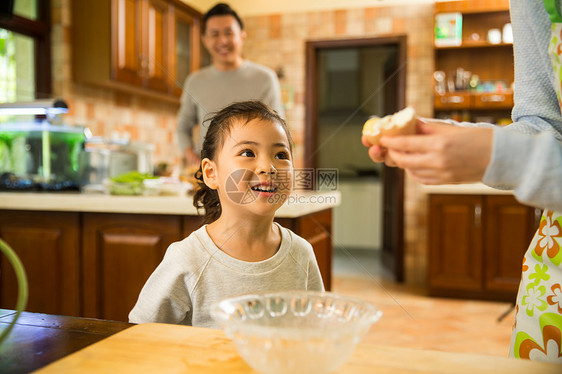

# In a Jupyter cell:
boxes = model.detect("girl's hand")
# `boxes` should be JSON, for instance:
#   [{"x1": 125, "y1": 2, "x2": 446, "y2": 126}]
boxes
[{"x1": 378, "y1": 121, "x2": 493, "y2": 184}]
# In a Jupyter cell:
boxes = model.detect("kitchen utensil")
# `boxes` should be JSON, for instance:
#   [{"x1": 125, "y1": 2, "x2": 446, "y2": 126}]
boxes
[
  {"x1": 455, "y1": 67, "x2": 466, "y2": 91},
  {"x1": 433, "y1": 70, "x2": 446, "y2": 95},
  {"x1": 78, "y1": 148, "x2": 110, "y2": 193},
  {"x1": 502, "y1": 23, "x2": 513, "y2": 44},
  {"x1": 487, "y1": 28, "x2": 502, "y2": 44},
  {"x1": 84, "y1": 138, "x2": 154, "y2": 178},
  {"x1": 211, "y1": 291, "x2": 382, "y2": 374}
]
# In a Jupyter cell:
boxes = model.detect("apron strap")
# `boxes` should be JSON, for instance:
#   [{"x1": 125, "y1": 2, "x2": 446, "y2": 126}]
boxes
[{"x1": 544, "y1": 0, "x2": 562, "y2": 23}]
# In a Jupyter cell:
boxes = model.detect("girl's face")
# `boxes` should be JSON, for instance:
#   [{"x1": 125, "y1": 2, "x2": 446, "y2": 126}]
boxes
[{"x1": 202, "y1": 118, "x2": 294, "y2": 218}]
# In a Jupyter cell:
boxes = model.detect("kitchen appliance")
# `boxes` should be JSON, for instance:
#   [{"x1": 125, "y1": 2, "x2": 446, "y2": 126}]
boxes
[
  {"x1": 0, "y1": 99, "x2": 87, "y2": 191},
  {"x1": 78, "y1": 137, "x2": 155, "y2": 193}
]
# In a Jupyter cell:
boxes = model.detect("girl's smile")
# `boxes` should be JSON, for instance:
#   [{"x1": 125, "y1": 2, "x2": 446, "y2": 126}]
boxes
[{"x1": 250, "y1": 181, "x2": 278, "y2": 195}]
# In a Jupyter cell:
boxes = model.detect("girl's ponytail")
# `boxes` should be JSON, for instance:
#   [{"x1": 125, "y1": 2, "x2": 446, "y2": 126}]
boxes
[{"x1": 193, "y1": 168, "x2": 221, "y2": 224}]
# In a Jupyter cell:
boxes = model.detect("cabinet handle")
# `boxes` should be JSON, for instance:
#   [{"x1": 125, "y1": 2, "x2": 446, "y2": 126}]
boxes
[
  {"x1": 474, "y1": 204, "x2": 482, "y2": 227},
  {"x1": 441, "y1": 95, "x2": 464, "y2": 104},
  {"x1": 481, "y1": 94, "x2": 505, "y2": 103}
]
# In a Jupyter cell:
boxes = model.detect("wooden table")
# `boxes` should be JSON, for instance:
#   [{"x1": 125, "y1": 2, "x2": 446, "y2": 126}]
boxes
[
  {"x1": 0, "y1": 309, "x2": 132, "y2": 373},
  {"x1": 1, "y1": 310, "x2": 557, "y2": 374}
]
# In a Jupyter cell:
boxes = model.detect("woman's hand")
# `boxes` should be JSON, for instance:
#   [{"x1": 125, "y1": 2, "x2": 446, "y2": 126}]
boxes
[
  {"x1": 361, "y1": 135, "x2": 396, "y2": 166},
  {"x1": 378, "y1": 121, "x2": 494, "y2": 184}
]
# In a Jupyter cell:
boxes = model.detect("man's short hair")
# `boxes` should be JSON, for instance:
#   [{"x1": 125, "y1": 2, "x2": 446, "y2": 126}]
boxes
[{"x1": 203, "y1": 3, "x2": 244, "y2": 34}]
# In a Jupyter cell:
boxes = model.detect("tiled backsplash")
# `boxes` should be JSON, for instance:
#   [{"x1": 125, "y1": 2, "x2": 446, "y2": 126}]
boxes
[{"x1": 51, "y1": 0, "x2": 435, "y2": 284}]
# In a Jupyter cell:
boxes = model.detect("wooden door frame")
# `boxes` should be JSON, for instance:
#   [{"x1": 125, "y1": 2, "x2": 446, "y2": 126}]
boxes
[{"x1": 304, "y1": 35, "x2": 407, "y2": 282}]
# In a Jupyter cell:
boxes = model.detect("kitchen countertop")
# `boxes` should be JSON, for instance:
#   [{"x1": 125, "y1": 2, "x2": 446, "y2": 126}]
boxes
[
  {"x1": 421, "y1": 182, "x2": 514, "y2": 195},
  {"x1": 0, "y1": 190, "x2": 340, "y2": 218}
]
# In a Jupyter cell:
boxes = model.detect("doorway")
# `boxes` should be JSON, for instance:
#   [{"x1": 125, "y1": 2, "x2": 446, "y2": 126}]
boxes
[{"x1": 304, "y1": 36, "x2": 406, "y2": 282}]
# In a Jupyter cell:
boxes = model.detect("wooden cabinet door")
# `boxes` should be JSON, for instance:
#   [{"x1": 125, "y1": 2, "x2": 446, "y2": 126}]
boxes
[
  {"x1": 0, "y1": 211, "x2": 80, "y2": 316},
  {"x1": 298, "y1": 209, "x2": 333, "y2": 291},
  {"x1": 112, "y1": 0, "x2": 143, "y2": 86},
  {"x1": 428, "y1": 195, "x2": 484, "y2": 293},
  {"x1": 82, "y1": 213, "x2": 182, "y2": 321},
  {"x1": 473, "y1": 92, "x2": 514, "y2": 109},
  {"x1": 484, "y1": 195, "x2": 537, "y2": 295},
  {"x1": 181, "y1": 215, "x2": 204, "y2": 238},
  {"x1": 170, "y1": 7, "x2": 200, "y2": 96},
  {"x1": 277, "y1": 209, "x2": 333, "y2": 291},
  {"x1": 142, "y1": 0, "x2": 170, "y2": 92}
]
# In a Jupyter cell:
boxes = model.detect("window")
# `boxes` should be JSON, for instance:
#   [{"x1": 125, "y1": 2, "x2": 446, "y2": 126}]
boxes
[{"x1": 0, "y1": 0, "x2": 50, "y2": 104}]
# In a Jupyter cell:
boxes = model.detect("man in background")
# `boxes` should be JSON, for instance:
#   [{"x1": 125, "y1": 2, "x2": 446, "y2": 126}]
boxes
[{"x1": 176, "y1": 2, "x2": 284, "y2": 166}]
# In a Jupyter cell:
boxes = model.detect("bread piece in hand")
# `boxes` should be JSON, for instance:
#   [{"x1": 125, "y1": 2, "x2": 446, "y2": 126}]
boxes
[{"x1": 362, "y1": 106, "x2": 416, "y2": 146}]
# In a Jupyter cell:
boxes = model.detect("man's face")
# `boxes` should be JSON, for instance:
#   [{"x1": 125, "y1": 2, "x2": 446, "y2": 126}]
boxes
[{"x1": 202, "y1": 15, "x2": 246, "y2": 70}]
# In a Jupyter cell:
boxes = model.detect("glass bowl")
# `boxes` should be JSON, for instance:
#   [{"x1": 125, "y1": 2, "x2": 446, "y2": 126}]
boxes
[{"x1": 211, "y1": 291, "x2": 382, "y2": 374}]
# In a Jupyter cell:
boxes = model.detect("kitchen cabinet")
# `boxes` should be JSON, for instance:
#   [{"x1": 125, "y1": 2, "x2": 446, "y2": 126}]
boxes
[
  {"x1": 171, "y1": 7, "x2": 200, "y2": 96},
  {"x1": 433, "y1": 0, "x2": 513, "y2": 124},
  {"x1": 83, "y1": 211, "x2": 333, "y2": 322},
  {"x1": 0, "y1": 198, "x2": 334, "y2": 321},
  {"x1": 142, "y1": 0, "x2": 170, "y2": 92},
  {"x1": 111, "y1": 0, "x2": 143, "y2": 87},
  {"x1": 80, "y1": 213, "x2": 205, "y2": 322},
  {"x1": 428, "y1": 194, "x2": 541, "y2": 301},
  {"x1": 82, "y1": 213, "x2": 184, "y2": 321},
  {"x1": 276, "y1": 209, "x2": 333, "y2": 291},
  {"x1": 0, "y1": 211, "x2": 80, "y2": 316},
  {"x1": 71, "y1": 0, "x2": 201, "y2": 100}
]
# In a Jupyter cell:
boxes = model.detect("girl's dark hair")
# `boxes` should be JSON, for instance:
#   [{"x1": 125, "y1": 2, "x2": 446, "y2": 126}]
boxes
[
  {"x1": 193, "y1": 101, "x2": 292, "y2": 224},
  {"x1": 203, "y1": 3, "x2": 244, "y2": 34}
]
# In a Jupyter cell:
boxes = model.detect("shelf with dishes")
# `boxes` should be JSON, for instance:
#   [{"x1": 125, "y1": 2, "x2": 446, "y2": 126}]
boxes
[{"x1": 433, "y1": 1, "x2": 513, "y2": 125}]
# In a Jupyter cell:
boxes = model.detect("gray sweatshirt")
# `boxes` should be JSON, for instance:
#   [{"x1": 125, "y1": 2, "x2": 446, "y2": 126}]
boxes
[
  {"x1": 176, "y1": 60, "x2": 284, "y2": 154},
  {"x1": 481, "y1": 0, "x2": 562, "y2": 211},
  {"x1": 129, "y1": 224, "x2": 324, "y2": 329}
]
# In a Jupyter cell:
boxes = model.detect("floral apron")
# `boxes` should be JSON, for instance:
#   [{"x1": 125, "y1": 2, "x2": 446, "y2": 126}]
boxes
[{"x1": 508, "y1": 1, "x2": 562, "y2": 363}]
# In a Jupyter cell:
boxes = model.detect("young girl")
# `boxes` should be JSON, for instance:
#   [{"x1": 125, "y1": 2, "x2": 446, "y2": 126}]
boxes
[{"x1": 129, "y1": 101, "x2": 324, "y2": 328}]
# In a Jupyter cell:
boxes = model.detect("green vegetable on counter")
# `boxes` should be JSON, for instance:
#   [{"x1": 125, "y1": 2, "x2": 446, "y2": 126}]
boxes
[
  {"x1": 110, "y1": 171, "x2": 157, "y2": 183},
  {"x1": 109, "y1": 171, "x2": 158, "y2": 195}
]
